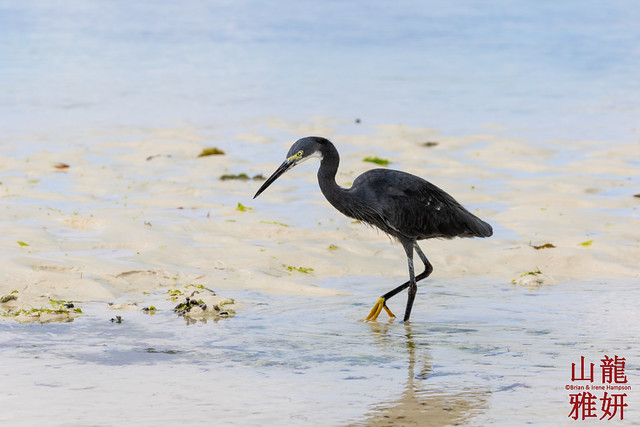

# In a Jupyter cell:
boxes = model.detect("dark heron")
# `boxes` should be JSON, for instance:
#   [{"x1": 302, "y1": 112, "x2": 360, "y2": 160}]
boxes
[{"x1": 254, "y1": 136, "x2": 493, "y2": 322}]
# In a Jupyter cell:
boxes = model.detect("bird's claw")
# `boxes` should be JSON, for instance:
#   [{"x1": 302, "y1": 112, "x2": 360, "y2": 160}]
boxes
[{"x1": 363, "y1": 297, "x2": 395, "y2": 322}]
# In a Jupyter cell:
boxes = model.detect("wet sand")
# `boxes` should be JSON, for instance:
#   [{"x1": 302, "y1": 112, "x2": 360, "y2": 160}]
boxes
[{"x1": 1, "y1": 120, "x2": 637, "y2": 317}]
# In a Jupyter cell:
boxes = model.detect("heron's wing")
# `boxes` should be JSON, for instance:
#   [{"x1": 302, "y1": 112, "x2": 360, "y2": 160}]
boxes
[{"x1": 354, "y1": 170, "x2": 492, "y2": 239}]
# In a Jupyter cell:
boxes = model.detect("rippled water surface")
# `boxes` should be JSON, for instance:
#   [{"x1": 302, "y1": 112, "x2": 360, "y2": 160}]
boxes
[
  {"x1": 2, "y1": 0, "x2": 639, "y2": 142},
  {"x1": 2, "y1": 278, "x2": 638, "y2": 425}
]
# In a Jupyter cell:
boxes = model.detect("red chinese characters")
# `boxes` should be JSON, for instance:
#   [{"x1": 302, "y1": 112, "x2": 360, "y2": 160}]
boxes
[
  {"x1": 601, "y1": 355, "x2": 628, "y2": 384},
  {"x1": 567, "y1": 355, "x2": 630, "y2": 421}
]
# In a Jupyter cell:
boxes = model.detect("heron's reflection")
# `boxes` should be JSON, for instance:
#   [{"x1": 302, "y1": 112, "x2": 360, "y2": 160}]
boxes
[{"x1": 354, "y1": 322, "x2": 487, "y2": 426}]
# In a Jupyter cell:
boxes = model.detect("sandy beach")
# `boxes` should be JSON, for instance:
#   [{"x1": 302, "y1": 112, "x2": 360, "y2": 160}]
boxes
[{"x1": 1, "y1": 121, "x2": 638, "y2": 320}]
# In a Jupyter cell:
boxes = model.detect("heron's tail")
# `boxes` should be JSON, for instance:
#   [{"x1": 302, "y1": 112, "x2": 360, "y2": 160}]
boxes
[
  {"x1": 473, "y1": 218, "x2": 493, "y2": 238},
  {"x1": 461, "y1": 211, "x2": 493, "y2": 238}
]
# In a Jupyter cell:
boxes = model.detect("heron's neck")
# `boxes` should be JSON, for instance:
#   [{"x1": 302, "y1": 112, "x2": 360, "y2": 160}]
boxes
[{"x1": 317, "y1": 142, "x2": 348, "y2": 211}]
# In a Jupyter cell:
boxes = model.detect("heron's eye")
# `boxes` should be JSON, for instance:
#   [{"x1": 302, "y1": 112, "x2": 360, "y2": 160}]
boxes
[{"x1": 296, "y1": 150, "x2": 303, "y2": 158}]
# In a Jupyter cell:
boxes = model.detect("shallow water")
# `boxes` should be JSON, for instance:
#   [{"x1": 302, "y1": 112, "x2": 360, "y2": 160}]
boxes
[
  {"x1": 2, "y1": 0, "x2": 639, "y2": 142},
  {"x1": 1, "y1": 278, "x2": 638, "y2": 425}
]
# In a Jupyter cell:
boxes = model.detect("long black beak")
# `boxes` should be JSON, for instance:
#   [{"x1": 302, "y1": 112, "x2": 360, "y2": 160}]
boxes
[{"x1": 253, "y1": 159, "x2": 295, "y2": 199}]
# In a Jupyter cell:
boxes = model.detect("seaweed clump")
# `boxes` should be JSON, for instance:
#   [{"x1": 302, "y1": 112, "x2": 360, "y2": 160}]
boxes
[
  {"x1": 1, "y1": 291, "x2": 82, "y2": 323},
  {"x1": 167, "y1": 285, "x2": 235, "y2": 323},
  {"x1": 220, "y1": 173, "x2": 265, "y2": 181}
]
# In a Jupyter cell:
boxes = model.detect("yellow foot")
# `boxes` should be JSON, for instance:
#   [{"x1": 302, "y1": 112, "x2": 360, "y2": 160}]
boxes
[{"x1": 363, "y1": 297, "x2": 396, "y2": 321}]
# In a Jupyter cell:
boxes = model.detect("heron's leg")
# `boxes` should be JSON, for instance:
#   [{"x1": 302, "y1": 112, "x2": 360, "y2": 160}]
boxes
[
  {"x1": 377, "y1": 243, "x2": 433, "y2": 301},
  {"x1": 365, "y1": 241, "x2": 431, "y2": 322},
  {"x1": 403, "y1": 255, "x2": 417, "y2": 322},
  {"x1": 413, "y1": 242, "x2": 433, "y2": 278}
]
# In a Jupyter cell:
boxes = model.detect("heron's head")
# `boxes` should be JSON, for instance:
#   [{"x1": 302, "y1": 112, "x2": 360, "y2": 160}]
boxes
[{"x1": 253, "y1": 136, "x2": 327, "y2": 198}]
